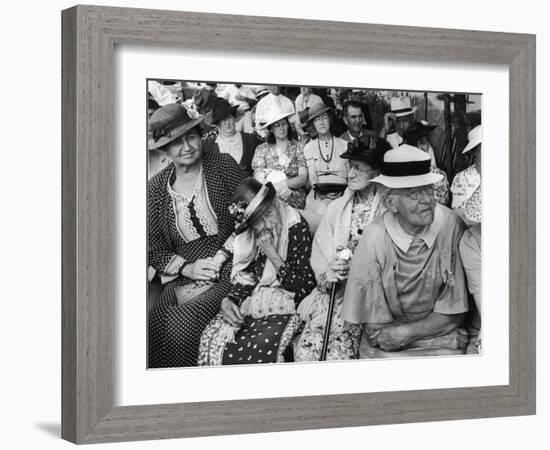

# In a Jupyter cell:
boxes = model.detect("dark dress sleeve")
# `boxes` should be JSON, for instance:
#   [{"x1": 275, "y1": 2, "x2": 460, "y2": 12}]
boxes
[
  {"x1": 276, "y1": 216, "x2": 316, "y2": 304},
  {"x1": 220, "y1": 152, "x2": 247, "y2": 200},
  {"x1": 226, "y1": 257, "x2": 262, "y2": 305},
  {"x1": 147, "y1": 170, "x2": 183, "y2": 274},
  {"x1": 241, "y1": 132, "x2": 262, "y2": 177}
]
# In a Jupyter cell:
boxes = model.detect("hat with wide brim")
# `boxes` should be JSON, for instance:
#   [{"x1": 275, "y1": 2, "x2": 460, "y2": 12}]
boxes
[
  {"x1": 148, "y1": 104, "x2": 203, "y2": 150},
  {"x1": 298, "y1": 99, "x2": 326, "y2": 127},
  {"x1": 203, "y1": 98, "x2": 239, "y2": 126},
  {"x1": 261, "y1": 109, "x2": 294, "y2": 130},
  {"x1": 340, "y1": 133, "x2": 391, "y2": 167},
  {"x1": 462, "y1": 124, "x2": 482, "y2": 153},
  {"x1": 390, "y1": 96, "x2": 417, "y2": 118},
  {"x1": 229, "y1": 180, "x2": 277, "y2": 235},
  {"x1": 304, "y1": 102, "x2": 331, "y2": 124},
  {"x1": 371, "y1": 144, "x2": 443, "y2": 188}
]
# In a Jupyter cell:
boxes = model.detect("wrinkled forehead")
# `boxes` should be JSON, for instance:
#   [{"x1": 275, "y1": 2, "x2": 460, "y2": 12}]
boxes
[
  {"x1": 389, "y1": 184, "x2": 434, "y2": 194},
  {"x1": 349, "y1": 160, "x2": 375, "y2": 171}
]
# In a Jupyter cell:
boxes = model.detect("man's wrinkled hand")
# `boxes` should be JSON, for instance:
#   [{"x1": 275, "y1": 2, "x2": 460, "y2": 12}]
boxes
[{"x1": 370, "y1": 324, "x2": 410, "y2": 352}]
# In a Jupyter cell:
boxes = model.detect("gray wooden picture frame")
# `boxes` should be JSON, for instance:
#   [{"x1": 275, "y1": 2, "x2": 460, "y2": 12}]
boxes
[{"x1": 61, "y1": 5, "x2": 536, "y2": 444}]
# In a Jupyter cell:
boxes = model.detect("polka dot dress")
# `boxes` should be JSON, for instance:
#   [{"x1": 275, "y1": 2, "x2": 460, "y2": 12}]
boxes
[
  {"x1": 198, "y1": 215, "x2": 317, "y2": 366},
  {"x1": 222, "y1": 315, "x2": 295, "y2": 364},
  {"x1": 147, "y1": 152, "x2": 245, "y2": 368}
]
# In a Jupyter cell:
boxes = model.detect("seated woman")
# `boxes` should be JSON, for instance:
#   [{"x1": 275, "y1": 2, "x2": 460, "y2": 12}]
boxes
[
  {"x1": 451, "y1": 125, "x2": 481, "y2": 210},
  {"x1": 343, "y1": 145, "x2": 470, "y2": 358},
  {"x1": 147, "y1": 103, "x2": 245, "y2": 368},
  {"x1": 202, "y1": 98, "x2": 262, "y2": 177},
  {"x1": 198, "y1": 178, "x2": 316, "y2": 365},
  {"x1": 302, "y1": 102, "x2": 350, "y2": 230},
  {"x1": 294, "y1": 136, "x2": 391, "y2": 361},
  {"x1": 252, "y1": 108, "x2": 308, "y2": 209},
  {"x1": 459, "y1": 186, "x2": 482, "y2": 354}
]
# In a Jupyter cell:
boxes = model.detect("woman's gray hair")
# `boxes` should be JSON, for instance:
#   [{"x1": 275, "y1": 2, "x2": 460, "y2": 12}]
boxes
[
  {"x1": 377, "y1": 185, "x2": 399, "y2": 210},
  {"x1": 376, "y1": 184, "x2": 391, "y2": 201}
]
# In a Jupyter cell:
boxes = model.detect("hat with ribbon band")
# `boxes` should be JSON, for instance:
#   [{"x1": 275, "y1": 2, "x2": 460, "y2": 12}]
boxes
[
  {"x1": 370, "y1": 144, "x2": 443, "y2": 189},
  {"x1": 229, "y1": 179, "x2": 277, "y2": 235},
  {"x1": 390, "y1": 96, "x2": 417, "y2": 118},
  {"x1": 148, "y1": 103, "x2": 203, "y2": 150}
]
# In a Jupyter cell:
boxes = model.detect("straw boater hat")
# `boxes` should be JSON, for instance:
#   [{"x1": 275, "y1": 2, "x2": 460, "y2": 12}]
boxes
[
  {"x1": 229, "y1": 178, "x2": 277, "y2": 234},
  {"x1": 371, "y1": 144, "x2": 443, "y2": 189},
  {"x1": 260, "y1": 107, "x2": 294, "y2": 130},
  {"x1": 254, "y1": 86, "x2": 271, "y2": 99},
  {"x1": 390, "y1": 96, "x2": 417, "y2": 118},
  {"x1": 462, "y1": 124, "x2": 482, "y2": 153},
  {"x1": 203, "y1": 98, "x2": 239, "y2": 127},
  {"x1": 148, "y1": 104, "x2": 203, "y2": 150}
]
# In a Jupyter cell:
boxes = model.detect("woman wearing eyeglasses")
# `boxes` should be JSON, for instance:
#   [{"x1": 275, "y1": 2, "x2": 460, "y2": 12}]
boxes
[
  {"x1": 147, "y1": 103, "x2": 245, "y2": 368},
  {"x1": 342, "y1": 145, "x2": 471, "y2": 358},
  {"x1": 294, "y1": 135, "x2": 391, "y2": 362}
]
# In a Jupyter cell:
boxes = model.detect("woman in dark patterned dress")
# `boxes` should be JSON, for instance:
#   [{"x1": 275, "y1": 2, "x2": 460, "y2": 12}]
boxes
[
  {"x1": 147, "y1": 103, "x2": 245, "y2": 368},
  {"x1": 198, "y1": 178, "x2": 316, "y2": 365}
]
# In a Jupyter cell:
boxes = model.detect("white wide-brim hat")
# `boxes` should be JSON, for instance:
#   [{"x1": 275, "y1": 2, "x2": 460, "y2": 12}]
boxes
[
  {"x1": 261, "y1": 109, "x2": 294, "y2": 130},
  {"x1": 390, "y1": 96, "x2": 417, "y2": 118},
  {"x1": 371, "y1": 144, "x2": 444, "y2": 189},
  {"x1": 462, "y1": 124, "x2": 482, "y2": 153}
]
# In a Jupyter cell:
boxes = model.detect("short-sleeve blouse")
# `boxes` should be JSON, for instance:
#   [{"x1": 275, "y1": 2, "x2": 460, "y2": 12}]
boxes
[{"x1": 302, "y1": 136, "x2": 349, "y2": 185}]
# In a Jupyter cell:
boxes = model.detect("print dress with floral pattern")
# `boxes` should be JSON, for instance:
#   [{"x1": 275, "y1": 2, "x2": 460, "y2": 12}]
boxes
[
  {"x1": 251, "y1": 140, "x2": 307, "y2": 209},
  {"x1": 294, "y1": 192, "x2": 380, "y2": 361}
]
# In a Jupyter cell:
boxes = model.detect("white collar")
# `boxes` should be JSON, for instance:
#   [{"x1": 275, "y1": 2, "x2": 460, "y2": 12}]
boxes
[{"x1": 384, "y1": 204, "x2": 443, "y2": 253}]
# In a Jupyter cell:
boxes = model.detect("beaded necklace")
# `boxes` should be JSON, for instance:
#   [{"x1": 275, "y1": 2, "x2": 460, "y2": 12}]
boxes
[{"x1": 317, "y1": 136, "x2": 334, "y2": 170}]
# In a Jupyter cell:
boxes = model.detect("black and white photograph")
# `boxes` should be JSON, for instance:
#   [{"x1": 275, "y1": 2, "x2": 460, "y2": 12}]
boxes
[{"x1": 146, "y1": 80, "x2": 482, "y2": 369}]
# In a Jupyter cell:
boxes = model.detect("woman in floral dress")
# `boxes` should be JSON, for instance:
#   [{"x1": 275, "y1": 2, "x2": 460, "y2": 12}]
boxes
[
  {"x1": 294, "y1": 136, "x2": 391, "y2": 361},
  {"x1": 252, "y1": 108, "x2": 308, "y2": 209}
]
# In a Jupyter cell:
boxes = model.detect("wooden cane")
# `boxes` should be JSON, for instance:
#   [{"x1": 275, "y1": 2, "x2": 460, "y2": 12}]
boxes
[{"x1": 320, "y1": 281, "x2": 338, "y2": 361}]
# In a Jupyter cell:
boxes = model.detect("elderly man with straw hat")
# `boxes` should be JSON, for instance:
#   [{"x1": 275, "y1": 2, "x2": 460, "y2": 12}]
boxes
[
  {"x1": 379, "y1": 96, "x2": 418, "y2": 149},
  {"x1": 342, "y1": 145, "x2": 470, "y2": 358}
]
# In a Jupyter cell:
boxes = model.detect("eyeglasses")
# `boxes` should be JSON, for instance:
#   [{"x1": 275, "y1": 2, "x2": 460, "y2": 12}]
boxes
[{"x1": 390, "y1": 186, "x2": 435, "y2": 201}]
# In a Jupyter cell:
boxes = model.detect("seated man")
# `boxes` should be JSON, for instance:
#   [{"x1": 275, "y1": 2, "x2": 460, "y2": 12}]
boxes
[
  {"x1": 342, "y1": 145, "x2": 469, "y2": 357},
  {"x1": 339, "y1": 99, "x2": 374, "y2": 143}
]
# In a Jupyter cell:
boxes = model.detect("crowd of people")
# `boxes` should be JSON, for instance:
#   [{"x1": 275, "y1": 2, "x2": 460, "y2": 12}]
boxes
[{"x1": 147, "y1": 82, "x2": 482, "y2": 368}]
